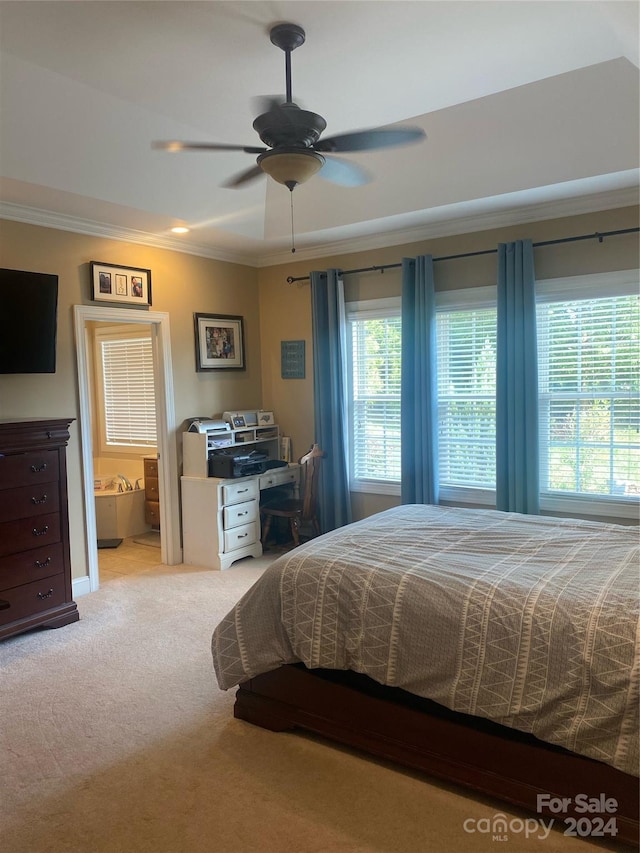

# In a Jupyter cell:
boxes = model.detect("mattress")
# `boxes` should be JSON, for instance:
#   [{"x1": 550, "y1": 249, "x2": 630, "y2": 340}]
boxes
[{"x1": 212, "y1": 504, "x2": 639, "y2": 776}]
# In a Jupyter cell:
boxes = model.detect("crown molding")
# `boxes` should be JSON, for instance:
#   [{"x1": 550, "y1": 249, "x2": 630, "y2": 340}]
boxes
[
  {"x1": 1, "y1": 185, "x2": 638, "y2": 270},
  {"x1": 254, "y1": 186, "x2": 640, "y2": 267},
  {"x1": 0, "y1": 202, "x2": 252, "y2": 266}
]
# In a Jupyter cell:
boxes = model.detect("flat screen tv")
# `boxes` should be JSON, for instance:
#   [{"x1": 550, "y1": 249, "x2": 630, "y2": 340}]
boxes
[{"x1": 0, "y1": 268, "x2": 59, "y2": 374}]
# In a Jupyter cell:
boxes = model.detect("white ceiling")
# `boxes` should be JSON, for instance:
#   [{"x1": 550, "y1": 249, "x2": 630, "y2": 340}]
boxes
[{"x1": 0, "y1": 1, "x2": 638, "y2": 266}]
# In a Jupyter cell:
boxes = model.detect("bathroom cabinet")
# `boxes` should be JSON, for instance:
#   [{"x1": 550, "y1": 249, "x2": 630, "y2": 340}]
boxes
[{"x1": 143, "y1": 456, "x2": 160, "y2": 529}]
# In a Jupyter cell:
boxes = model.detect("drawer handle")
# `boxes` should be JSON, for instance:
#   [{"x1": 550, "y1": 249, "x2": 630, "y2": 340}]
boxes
[
  {"x1": 37, "y1": 588, "x2": 54, "y2": 600},
  {"x1": 32, "y1": 525, "x2": 49, "y2": 537},
  {"x1": 238, "y1": 533, "x2": 248, "y2": 539},
  {"x1": 31, "y1": 494, "x2": 48, "y2": 505},
  {"x1": 0, "y1": 599, "x2": 9, "y2": 610},
  {"x1": 237, "y1": 488, "x2": 249, "y2": 494},
  {"x1": 31, "y1": 462, "x2": 48, "y2": 473},
  {"x1": 35, "y1": 556, "x2": 52, "y2": 569},
  {"x1": 46, "y1": 431, "x2": 52, "y2": 439}
]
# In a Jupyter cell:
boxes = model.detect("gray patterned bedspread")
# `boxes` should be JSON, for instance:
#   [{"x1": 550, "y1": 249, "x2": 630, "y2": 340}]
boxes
[{"x1": 212, "y1": 504, "x2": 639, "y2": 776}]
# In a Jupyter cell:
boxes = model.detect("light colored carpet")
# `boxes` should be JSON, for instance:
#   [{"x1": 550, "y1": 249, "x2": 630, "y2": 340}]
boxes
[{"x1": 0, "y1": 558, "x2": 608, "y2": 853}]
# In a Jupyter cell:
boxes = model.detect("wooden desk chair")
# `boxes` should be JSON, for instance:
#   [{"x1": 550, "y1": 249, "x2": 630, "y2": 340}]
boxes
[{"x1": 261, "y1": 444, "x2": 325, "y2": 548}]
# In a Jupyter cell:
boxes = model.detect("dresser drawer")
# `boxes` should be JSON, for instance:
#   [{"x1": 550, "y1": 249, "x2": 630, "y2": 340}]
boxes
[
  {"x1": 223, "y1": 498, "x2": 258, "y2": 530},
  {"x1": 224, "y1": 520, "x2": 259, "y2": 552},
  {"x1": 0, "y1": 451, "x2": 59, "y2": 491},
  {"x1": 0, "y1": 543, "x2": 65, "y2": 591},
  {"x1": 145, "y1": 477, "x2": 160, "y2": 501},
  {"x1": 0, "y1": 482, "x2": 60, "y2": 523},
  {"x1": 145, "y1": 500, "x2": 161, "y2": 526},
  {"x1": 259, "y1": 467, "x2": 298, "y2": 490},
  {"x1": 0, "y1": 573, "x2": 66, "y2": 627},
  {"x1": 144, "y1": 458, "x2": 159, "y2": 478},
  {"x1": 222, "y1": 479, "x2": 259, "y2": 506},
  {"x1": 0, "y1": 512, "x2": 61, "y2": 558}
]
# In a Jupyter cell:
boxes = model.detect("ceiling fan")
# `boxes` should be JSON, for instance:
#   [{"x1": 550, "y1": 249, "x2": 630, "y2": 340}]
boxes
[{"x1": 152, "y1": 22, "x2": 426, "y2": 192}]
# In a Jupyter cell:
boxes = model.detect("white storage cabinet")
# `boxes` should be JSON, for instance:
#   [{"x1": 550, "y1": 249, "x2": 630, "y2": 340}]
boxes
[{"x1": 181, "y1": 423, "x2": 299, "y2": 570}]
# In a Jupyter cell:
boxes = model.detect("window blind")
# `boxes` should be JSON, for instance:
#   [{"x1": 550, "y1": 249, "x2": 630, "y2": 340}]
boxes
[
  {"x1": 436, "y1": 307, "x2": 497, "y2": 488},
  {"x1": 350, "y1": 314, "x2": 402, "y2": 483},
  {"x1": 100, "y1": 337, "x2": 157, "y2": 447},
  {"x1": 537, "y1": 293, "x2": 639, "y2": 499}
]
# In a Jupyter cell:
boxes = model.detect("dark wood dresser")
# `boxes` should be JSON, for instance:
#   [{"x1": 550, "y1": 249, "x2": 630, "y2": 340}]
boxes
[
  {"x1": 0, "y1": 418, "x2": 79, "y2": 640},
  {"x1": 143, "y1": 455, "x2": 160, "y2": 529}
]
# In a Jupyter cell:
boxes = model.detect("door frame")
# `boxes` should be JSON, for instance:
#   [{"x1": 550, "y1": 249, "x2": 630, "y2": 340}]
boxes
[{"x1": 74, "y1": 305, "x2": 181, "y2": 591}]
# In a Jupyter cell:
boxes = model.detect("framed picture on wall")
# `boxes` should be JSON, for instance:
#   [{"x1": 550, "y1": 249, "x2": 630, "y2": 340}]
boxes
[
  {"x1": 90, "y1": 261, "x2": 152, "y2": 306},
  {"x1": 194, "y1": 313, "x2": 245, "y2": 371},
  {"x1": 281, "y1": 339, "x2": 305, "y2": 378}
]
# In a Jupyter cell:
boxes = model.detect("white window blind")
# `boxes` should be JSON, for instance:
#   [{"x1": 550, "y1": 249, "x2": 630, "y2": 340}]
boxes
[
  {"x1": 537, "y1": 292, "x2": 639, "y2": 500},
  {"x1": 436, "y1": 307, "x2": 497, "y2": 491},
  {"x1": 345, "y1": 275, "x2": 638, "y2": 517},
  {"x1": 347, "y1": 300, "x2": 401, "y2": 490},
  {"x1": 99, "y1": 334, "x2": 157, "y2": 448}
]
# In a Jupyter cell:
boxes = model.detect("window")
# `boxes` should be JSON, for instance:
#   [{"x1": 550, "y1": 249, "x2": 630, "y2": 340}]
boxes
[
  {"x1": 346, "y1": 273, "x2": 639, "y2": 518},
  {"x1": 94, "y1": 326, "x2": 157, "y2": 453},
  {"x1": 537, "y1": 271, "x2": 639, "y2": 513},
  {"x1": 436, "y1": 289, "x2": 497, "y2": 502},
  {"x1": 347, "y1": 299, "x2": 401, "y2": 493}
]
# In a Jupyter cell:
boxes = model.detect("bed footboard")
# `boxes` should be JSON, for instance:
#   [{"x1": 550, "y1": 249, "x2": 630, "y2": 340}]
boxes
[{"x1": 235, "y1": 665, "x2": 639, "y2": 848}]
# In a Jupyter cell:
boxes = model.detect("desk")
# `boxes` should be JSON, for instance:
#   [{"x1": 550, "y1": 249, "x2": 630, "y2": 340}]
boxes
[{"x1": 181, "y1": 464, "x2": 299, "y2": 570}]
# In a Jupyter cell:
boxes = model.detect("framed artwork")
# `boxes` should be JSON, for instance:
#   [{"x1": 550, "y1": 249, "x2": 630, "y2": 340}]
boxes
[
  {"x1": 90, "y1": 262, "x2": 152, "y2": 306},
  {"x1": 281, "y1": 339, "x2": 305, "y2": 379},
  {"x1": 194, "y1": 313, "x2": 245, "y2": 371}
]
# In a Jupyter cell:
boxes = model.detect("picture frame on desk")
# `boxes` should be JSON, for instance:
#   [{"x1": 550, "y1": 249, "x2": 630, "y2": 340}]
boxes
[{"x1": 194, "y1": 313, "x2": 245, "y2": 371}]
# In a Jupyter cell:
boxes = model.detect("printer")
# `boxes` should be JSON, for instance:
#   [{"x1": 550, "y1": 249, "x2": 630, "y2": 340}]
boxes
[{"x1": 208, "y1": 450, "x2": 268, "y2": 479}]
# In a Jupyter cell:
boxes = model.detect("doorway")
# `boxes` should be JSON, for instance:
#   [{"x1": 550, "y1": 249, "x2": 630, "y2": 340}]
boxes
[{"x1": 74, "y1": 305, "x2": 181, "y2": 591}]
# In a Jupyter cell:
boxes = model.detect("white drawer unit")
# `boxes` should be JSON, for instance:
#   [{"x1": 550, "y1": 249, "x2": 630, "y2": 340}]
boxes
[
  {"x1": 259, "y1": 467, "x2": 299, "y2": 491},
  {"x1": 223, "y1": 499, "x2": 259, "y2": 529},
  {"x1": 181, "y1": 418, "x2": 300, "y2": 571},
  {"x1": 222, "y1": 479, "x2": 259, "y2": 505},
  {"x1": 224, "y1": 521, "x2": 260, "y2": 553},
  {"x1": 181, "y1": 466, "x2": 299, "y2": 571}
]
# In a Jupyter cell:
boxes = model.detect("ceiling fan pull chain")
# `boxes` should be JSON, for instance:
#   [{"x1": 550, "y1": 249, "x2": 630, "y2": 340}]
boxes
[{"x1": 290, "y1": 191, "x2": 296, "y2": 254}]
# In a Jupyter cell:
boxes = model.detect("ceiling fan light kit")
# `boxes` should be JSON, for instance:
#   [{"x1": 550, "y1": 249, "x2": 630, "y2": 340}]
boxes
[
  {"x1": 152, "y1": 21, "x2": 426, "y2": 192},
  {"x1": 257, "y1": 148, "x2": 325, "y2": 190}
]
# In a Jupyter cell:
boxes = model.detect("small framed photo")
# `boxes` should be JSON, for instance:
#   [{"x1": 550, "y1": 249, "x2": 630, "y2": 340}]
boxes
[
  {"x1": 90, "y1": 262, "x2": 152, "y2": 306},
  {"x1": 194, "y1": 313, "x2": 245, "y2": 371},
  {"x1": 257, "y1": 411, "x2": 274, "y2": 425}
]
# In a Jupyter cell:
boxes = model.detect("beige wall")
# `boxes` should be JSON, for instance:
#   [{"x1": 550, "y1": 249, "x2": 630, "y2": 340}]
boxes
[
  {"x1": 0, "y1": 220, "x2": 259, "y2": 578},
  {"x1": 1, "y1": 206, "x2": 638, "y2": 578},
  {"x1": 258, "y1": 205, "x2": 640, "y2": 519}
]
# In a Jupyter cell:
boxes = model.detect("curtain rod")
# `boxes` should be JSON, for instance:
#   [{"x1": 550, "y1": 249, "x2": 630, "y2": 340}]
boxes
[{"x1": 285, "y1": 227, "x2": 640, "y2": 284}]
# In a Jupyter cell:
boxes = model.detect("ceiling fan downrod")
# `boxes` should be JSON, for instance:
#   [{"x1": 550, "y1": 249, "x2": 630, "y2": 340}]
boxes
[{"x1": 270, "y1": 23, "x2": 305, "y2": 104}]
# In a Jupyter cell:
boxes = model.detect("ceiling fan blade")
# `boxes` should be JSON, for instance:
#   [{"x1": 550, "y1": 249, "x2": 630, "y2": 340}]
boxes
[
  {"x1": 315, "y1": 126, "x2": 426, "y2": 153},
  {"x1": 221, "y1": 164, "x2": 265, "y2": 189},
  {"x1": 319, "y1": 155, "x2": 372, "y2": 188},
  {"x1": 152, "y1": 141, "x2": 267, "y2": 154}
]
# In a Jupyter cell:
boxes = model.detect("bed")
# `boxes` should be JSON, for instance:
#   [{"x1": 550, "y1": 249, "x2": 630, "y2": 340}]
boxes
[{"x1": 212, "y1": 504, "x2": 639, "y2": 844}]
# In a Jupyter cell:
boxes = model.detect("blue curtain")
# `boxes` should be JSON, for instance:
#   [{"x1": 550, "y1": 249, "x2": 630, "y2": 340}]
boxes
[
  {"x1": 401, "y1": 256, "x2": 439, "y2": 505},
  {"x1": 310, "y1": 269, "x2": 352, "y2": 532},
  {"x1": 496, "y1": 240, "x2": 539, "y2": 514}
]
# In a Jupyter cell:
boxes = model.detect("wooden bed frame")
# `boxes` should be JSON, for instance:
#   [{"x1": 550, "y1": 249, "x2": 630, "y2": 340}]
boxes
[{"x1": 235, "y1": 664, "x2": 639, "y2": 847}]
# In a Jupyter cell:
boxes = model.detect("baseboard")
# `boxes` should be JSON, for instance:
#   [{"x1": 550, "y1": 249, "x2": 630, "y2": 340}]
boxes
[{"x1": 72, "y1": 575, "x2": 92, "y2": 597}]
